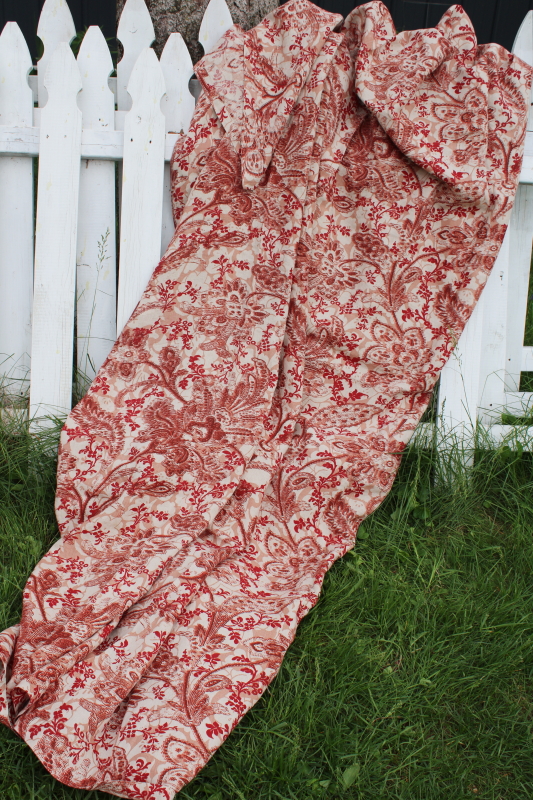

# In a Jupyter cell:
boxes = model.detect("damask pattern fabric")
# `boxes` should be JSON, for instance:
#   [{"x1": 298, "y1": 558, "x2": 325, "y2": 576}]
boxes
[{"x1": 0, "y1": 2, "x2": 531, "y2": 797}]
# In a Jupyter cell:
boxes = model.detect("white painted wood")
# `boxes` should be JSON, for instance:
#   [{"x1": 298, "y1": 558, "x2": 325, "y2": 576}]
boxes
[
  {"x1": 438, "y1": 293, "x2": 484, "y2": 436},
  {"x1": 513, "y1": 10, "x2": 533, "y2": 131},
  {"x1": 522, "y1": 346, "x2": 533, "y2": 371},
  {"x1": 117, "y1": 47, "x2": 166, "y2": 334},
  {"x1": 77, "y1": 27, "x2": 115, "y2": 130},
  {"x1": 160, "y1": 32, "x2": 195, "y2": 255},
  {"x1": 476, "y1": 229, "x2": 511, "y2": 423},
  {"x1": 115, "y1": 110, "x2": 127, "y2": 131},
  {"x1": 0, "y1": 124, "x2": 40, "y2": 154},
  {"x1": 76, "y1": 26, "x2": 117, "y2": 382},
  {"x1": 514, "y1": 11, "x2": 533, "y2": 74},
  {"x1": 161, "y1": 33, "x2": 195, "y2": 136},
  {"x1": 488, "y1": 424, "x2": 533, "y2": 449},
  {"x1": 30, "y1": 43, "x2": 82, "y2": 424},
  {"x1": 501, "y1": 392, "x2": 533, "y2": 415},
  {"x1": 503, "y1": 8, "x2": 533, "y2": 446},
  {"x1": 37, "y1": 0, "x2": 76, "y2": 108},
  {"x1": 199, "y1": 0, "x2": 233, "y2": 56},
  {"x1": 503, "y1": 185, "x2": 533, "y2": 392},
  {"x1": 116, "y1": 0, "x2": 155, "y2": 248},
  {"x1": 519, "y1": 130, "x2": 533, "y2": 181},
  {"x1": 116, "y1": 0, "x2": 155, "y2": 111},
  {"x1": 0, "y1": 22, "x2": 34, "y2": 402},
  {"x1": 6, "y1": 18, "x2": 201, "y2": 107},
  {"x1": 0, "y1": 124, "x2": 180, "y2": 161}
]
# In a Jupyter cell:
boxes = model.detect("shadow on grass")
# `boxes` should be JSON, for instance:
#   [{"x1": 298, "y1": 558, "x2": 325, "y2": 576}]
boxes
[{"x1": 0, "y1": 414, "x2": 532, "y2": 799}]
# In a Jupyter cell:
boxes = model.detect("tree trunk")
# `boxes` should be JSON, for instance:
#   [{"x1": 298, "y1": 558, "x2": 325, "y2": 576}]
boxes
[{"x1": 116, "y1": 0, "x2": 279, "y2": 64}]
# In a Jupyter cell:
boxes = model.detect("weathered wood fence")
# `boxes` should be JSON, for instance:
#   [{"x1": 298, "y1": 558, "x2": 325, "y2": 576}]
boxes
[{"x1": 0, "y1": 0, "x2": 532, "y2": 449}]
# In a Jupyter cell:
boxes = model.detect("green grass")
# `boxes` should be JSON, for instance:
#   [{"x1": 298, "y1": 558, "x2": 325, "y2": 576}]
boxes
[
  {"x1": 518, "y1": 373, "x2": 533, "y2": 395},
  {"x1": 1, "y1": 416, "x2": 533, "y2": 800}
]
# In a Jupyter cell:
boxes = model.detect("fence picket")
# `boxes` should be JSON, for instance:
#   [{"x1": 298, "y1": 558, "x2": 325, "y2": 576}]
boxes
[
  {"x1": 513, "y1": 11, "x2": 533, "y2": 131},
  {"x1": 437, "y1": 296, "x2": 484, "y2": 442},
  {"x1": 474, "y1": 188, "x2": 533, "y2": 424},
  {"x1": 199, "y1": 0, "x2": 233, "y2": 56},
  {"x1": 0, "y1": 22, "x2": 34, "y2": 405},
  {"x1": 503, "y1": 186, "x2": 533, "y2": 401},
  {"x1": 476, "y1": 229, "x2": 511, "y2": 422},
  {"x1": 36, "y1": 0, "x2": 76, "y2": 108},
  {"x1": 160, "y1": 32, "x2": 195, "y2": 135},
  {"x1": 160, "y1": 32, "x2": 195, "y2": 255},
  {"x1": 117, "y1": 47, "x2": 166, "y2": 334},
  {"x1": 116, "y1": 0, "x2": 155, "y2": 113},
  {"x1": 76, "y1": 26, "x2": 117, "y2": 383},
  {"x1": 29, "y1": 43, "x2": 82, "y2": 424}
]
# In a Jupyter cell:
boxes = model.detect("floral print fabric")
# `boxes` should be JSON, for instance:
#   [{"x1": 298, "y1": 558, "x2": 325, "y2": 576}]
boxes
[{"x1": 0, "y1": 2, "x2": 531, "y2": 797}]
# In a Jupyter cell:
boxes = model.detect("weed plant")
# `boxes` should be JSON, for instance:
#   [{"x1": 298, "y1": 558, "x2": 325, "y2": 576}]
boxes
[{"x1": 0, "y1": 415, "x2": 532, "y2": 800}]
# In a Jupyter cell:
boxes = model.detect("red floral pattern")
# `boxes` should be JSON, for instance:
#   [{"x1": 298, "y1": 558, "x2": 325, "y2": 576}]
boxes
[{"x1": 0, "y1": 2, "x2": 530, "y2": 797}]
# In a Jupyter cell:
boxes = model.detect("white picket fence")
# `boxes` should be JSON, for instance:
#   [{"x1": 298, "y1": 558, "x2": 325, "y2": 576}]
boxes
[
  {"x1": 0, "y1": 0, "x2": 532, "y2": 449},
  {"x1": 0, "y1": 0, "x2": 232, "y2": 425}
]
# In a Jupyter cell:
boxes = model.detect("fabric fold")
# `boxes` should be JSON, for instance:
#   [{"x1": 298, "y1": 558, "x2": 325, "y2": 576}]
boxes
[
  {"x1": 196, "y1": 0, "x2": 344, "y2": 187},
  {"x1": 350, "y1": 2, "x2": 527, "y2": 204},
  {"x1": 0, "y1": 2, "x2": 531, "y2": 798}
]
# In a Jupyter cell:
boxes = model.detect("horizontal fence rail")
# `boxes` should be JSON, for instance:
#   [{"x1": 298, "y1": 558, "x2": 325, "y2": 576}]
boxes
[{"x1": 0, "y1": 0, "x2": 532, "y2": 454}]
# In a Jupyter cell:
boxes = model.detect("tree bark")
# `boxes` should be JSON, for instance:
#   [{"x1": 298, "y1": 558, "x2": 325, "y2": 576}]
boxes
[{"x1": 116, "y1": 0, "x2": 279, "y2": 64}]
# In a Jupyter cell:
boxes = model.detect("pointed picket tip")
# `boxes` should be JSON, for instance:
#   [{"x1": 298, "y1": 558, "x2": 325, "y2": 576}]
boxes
[
  {"x1": 117, "y1": 0, "x2": 155, "y2": 50},
  {"x1": 0, "y1": 21, "x2": 33, "y2": 69},
  {"x1": 161, "y1": 31, "x2": 193, "y2": 76},
  {"x1": 77, "y1": 25, "x2": 114, "y2": 74},
  {"x1": 37, "y1": 0, "x2": 76, "y2": 107},
  {"x1": 126, "y1": 47, "x2": 166, "y2": 106},
  {"x1": 199, "y1": 0, "x2": 233, "y2": 55},
  {"x1": 37, "y1": 0, "x2": 76, "y2": 44},
  {"x1": 160, "y1": 32, "x2": 195, "y2": 134},
  {"x1": 77, "y1": 26, "x2": 115, "y2": 129},
  {"x1": 0, "y1": 22, "x2": 33, "y2": 125},
  {"x1": 117, "y1": 0, "x2": 155, "y2": 111},
  {"x1": 513, "y1": 10, "x2": 533, "y2": 65},
  {"x1": 43, "y1": 41, "x2": 82, "y2": 99}
]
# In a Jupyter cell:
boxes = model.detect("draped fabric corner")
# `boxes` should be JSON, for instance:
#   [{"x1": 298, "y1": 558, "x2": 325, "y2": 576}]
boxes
[{"x1": 0, "y1": 1, "x2": 531, "y2": 797}]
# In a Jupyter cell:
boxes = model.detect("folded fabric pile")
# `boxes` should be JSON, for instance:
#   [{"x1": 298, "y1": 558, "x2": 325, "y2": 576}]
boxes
[{"x1": 1, "y1": 1, "x2": 530, "y2": 797}]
